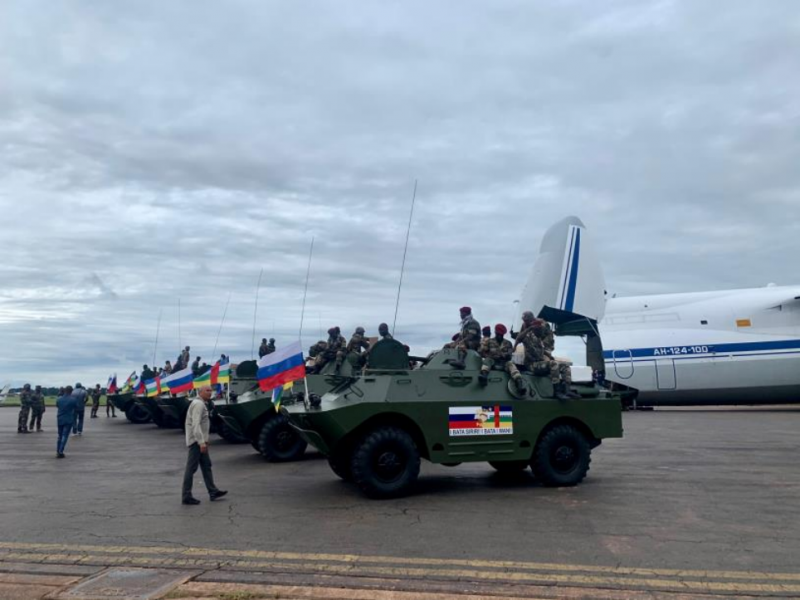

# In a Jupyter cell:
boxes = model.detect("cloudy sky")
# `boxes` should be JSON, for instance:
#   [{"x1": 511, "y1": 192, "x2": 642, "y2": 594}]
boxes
[{"x1": 1, "y1": 1, "x2": 799, "y2": 386}]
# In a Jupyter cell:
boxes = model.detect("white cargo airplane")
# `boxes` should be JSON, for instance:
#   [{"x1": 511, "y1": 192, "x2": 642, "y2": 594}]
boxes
[
  {"x1": 0, "y1": 384, "x2": 10, "y2": 405},
  {"x1": 520, "y1": 216, "x2": 800, "y2": 406}
]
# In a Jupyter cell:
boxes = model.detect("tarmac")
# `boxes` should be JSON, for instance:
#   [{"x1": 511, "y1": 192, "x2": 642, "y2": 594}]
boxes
[{"x1": 1, "y1": 405, "x2": 799, "y2": 599}]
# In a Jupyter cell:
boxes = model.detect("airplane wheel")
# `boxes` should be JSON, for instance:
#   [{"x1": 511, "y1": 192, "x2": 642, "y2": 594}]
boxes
[
  {"x1": 350, "y1": 426, "x2": 420, "y2": 499},
  {"x1": 257, "y1": 414, "x2": 307, "y2": 462},
  {"x1": 532, "y1": 424, "x2": 590, "y2": 487}
]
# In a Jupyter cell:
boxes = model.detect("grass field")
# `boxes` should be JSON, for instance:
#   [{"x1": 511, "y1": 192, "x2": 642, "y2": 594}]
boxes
[{"x1": 1, "y1": 396, "x2": 112, "y2": 407}]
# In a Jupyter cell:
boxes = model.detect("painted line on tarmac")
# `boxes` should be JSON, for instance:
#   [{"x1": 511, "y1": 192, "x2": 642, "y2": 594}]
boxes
[
  {"x1": 2, "y1": 545, "x2": 800, "y2": 595},
  {"x1": 1, "y1": 541, "x2": 799, "y2": 584}
]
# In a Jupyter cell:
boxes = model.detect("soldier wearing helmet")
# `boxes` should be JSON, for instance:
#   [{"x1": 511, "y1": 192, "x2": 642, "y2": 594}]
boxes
[
  {"x1": 311, "y1": 327, "x2": 348, "y2": 374},
  {"x1": 341, "y1": 326, "x2": 371, "y2": 370},
  {"x1": 377, "y1": 323, "x2": 393, "y2": 341},
  {"x1": 532, "y1": 320, "x2": 579, "y2": 399},
  {"x1": 267, "y1": 338, "x2": 276, "y2": 354}
]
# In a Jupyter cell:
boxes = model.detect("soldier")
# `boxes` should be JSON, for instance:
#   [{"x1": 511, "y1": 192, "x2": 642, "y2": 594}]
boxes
[
  {"x1": 258, "y1": 338, "x2": 269, "y2": 358},
  {"x1": 339, "y1": 326, "x2": 370, "y2": 369},
  {"x1": 141, "y1": 364, "x2": 155, "y2": 382},
  {"x1": 267, "y1": 338, "x2": 276, "y2": 354},
  {"x1": 515, "y1": 319, "x2": 570, "y2": 400},
  {"x1": 479, "y1": 324, "x2": 525, "y2": 390},
  {"x1": 90, "y1": 384, "x2": 102, "y2": 418},
  {"x1": 448, "y1": 306, "x2": 482, "y2": 369},
  {"x1": 164, "y1": 360, "x2": 173, "y2": 375},
  {"x1": 377, "y1": 323, "x2": 393, "y2": 341},
  {"x1": 106, "y1": 390, "x2": 117, "y2": 418},
  {"x1": 28, "y1": 385, "x2": 46, "y2": 432},
  {"x1": 308, "y1": 340, "x2": 328, "y2": 368},
  {"x1": 18, "y1": 384, "x2": 32, "y2": 433},
  {"x1": 191, "y1": 356, "x2": 201, "y2": 376},
  {"x1": 312, "y1": 327, "x2": 347, "y2": 373},
  {"x1": 533, "y1": 319, "x2": 579, "y2": 399}
]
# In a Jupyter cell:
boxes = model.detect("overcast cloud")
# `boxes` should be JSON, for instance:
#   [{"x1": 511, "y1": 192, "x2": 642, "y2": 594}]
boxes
[{"x1": 1, "y1": 0, "x2": 799, "y2": 386}]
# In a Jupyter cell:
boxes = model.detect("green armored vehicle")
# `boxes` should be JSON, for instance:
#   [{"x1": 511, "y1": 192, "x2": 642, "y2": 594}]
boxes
[
  {"x1": 212, "y1": 360, "x2": 345, "y2": 460},
  {"x1": 109, "y1": 392, "x2": 151, "y2": 424},
  {"x1": 285, "y1": 339, "x2": 623, "y2": 498}
]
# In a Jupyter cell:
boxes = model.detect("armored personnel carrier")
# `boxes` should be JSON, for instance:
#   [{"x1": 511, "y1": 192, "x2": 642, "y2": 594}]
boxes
[
  {"x1": 212, "y1": 359, "x2": 348, "y2": 460},
  {"x1": 284, "y1": 339, "x2": 623, "y2": 498},
  {"x1": 109, "y1": 392, "x2": 151, "y2": 424}
]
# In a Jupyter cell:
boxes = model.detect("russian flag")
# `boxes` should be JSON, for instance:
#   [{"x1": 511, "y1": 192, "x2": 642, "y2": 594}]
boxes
[
  {"x1": 257, "y1": 341, "x2": 305, "y2": 392},
  {"x1": 163, "y1": 367, "x2": 193, "y2": 395},
  {"x1": 107, "y1": 374, "x2": 117, "y2": 395}
]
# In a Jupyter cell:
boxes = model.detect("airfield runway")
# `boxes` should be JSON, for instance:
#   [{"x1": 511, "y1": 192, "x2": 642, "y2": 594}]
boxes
[{"x1": 0, "y1": 406, "x2": 799, "y2": 599}]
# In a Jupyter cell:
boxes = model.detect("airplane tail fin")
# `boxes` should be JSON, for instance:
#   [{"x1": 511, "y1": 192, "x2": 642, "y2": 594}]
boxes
[
  {"x1": 0, "y1": 384, "x2": 9, "y2": 405},
  {"x1": 518, "y1": 216, "x2": 606, "y2": 332}
]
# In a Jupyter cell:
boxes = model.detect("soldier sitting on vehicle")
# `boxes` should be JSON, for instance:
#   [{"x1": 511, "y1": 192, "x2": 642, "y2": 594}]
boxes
[
  {"x1": 479, "y1": 324, "x2": 525, "y2": 391},
  {"x1": 532, "y1": 319, "x2": 577, "y2": 398},
  {"x1": 515, "y1": 314, "x2": 579, "y2": 400},
  {"x1": 447, "y1": 306, "x2": 482, "y2": 370},
  {"x1": 309, "y1": 327, "x2": 347, "y2": 373},
  {"x1": 339, "y1": 327, "x2": 370, "y2": 369}
]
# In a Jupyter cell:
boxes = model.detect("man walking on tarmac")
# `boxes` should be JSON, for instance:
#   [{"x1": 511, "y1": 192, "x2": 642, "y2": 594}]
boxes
[
  {"x1": 72, "y1": 383, "x2": 88, "y2": 435},
  {"x1": 182, "y1": 385, "x2": 227, "y2": 505}
]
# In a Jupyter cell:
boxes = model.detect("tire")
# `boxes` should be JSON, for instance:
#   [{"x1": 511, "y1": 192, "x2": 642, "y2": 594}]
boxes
[
  {"x1": 328, "y1": 449, "x2": 353, "y2": 481},
  {"x1": 489, "y1": 460, "x2": 530, "y2": 474},
  {"x1": 532, "y1": 424, "x2": 591, "y2": 487},
  {"x1": 125, "y1": 404, "x2": 151, "y2": 424},
  {"x1": 350, "y1": 427, "x2": 420, "y2": 499},
  {"x1": 257, "y1": 414, "x2": 308, "y2": 462}
]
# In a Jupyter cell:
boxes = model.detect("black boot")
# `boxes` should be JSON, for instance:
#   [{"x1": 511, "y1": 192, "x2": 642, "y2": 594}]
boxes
[
  {"x1": 478, "y1": 371, "x2": 489, "y2": 386},
  {"x1": 554, "y1": 383, "x2": 569, "y2": 401}
]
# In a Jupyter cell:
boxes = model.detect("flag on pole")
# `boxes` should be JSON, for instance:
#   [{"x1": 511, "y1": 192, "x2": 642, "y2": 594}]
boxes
[
  {"x1": 211, "y1": 359, "x2": 231, "y2": 385},
  {"x1": 145, "y1": 377, "x2": 161, "y2": 397},
  {"x1": 121, "y1": 371, "x2": 138, "y2": 393},
  {"x1": 163, "y1": 367, "x2": 193, "y2": 394},
  {"x1": 134, "y1": 379, "x2": 146, "y2": 397},
  {"x1": 107, "y1": 374, "x2": 118, "y2": 395},
  {"x1": 193, "y1": 369, "x2": 211, "y2": 389},
  {"x1": 257, "y1": 341, "x2": 305, "y2": 392},
  {"x1": 272, "y1": 382, "x2": 293, "y2": 412}
]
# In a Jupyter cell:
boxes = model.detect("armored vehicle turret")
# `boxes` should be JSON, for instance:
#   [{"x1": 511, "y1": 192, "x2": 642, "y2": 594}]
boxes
[{"x1": 284, "y1": 339, "x2": 623, "y2": 498}]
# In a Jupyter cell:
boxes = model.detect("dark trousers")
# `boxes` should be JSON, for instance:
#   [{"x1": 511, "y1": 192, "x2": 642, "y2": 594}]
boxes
[
  {"x1": 106, "y1": 402, "x2": 116, "y2": 417},
  {"x1": 18, "y1": 406, "x2": 30, "y2": 431},
  {"x1": 182, "y1": 443, "x2": 218, "y2": 500},
  {"x1": 91, "y1": 401, "x2": 100, "y2": 417},
  {"x1": 29, "y1": 408, "x2": 44, "y2": 431},
  {"x1": 73, "y1": 409, "x2": 85, "y2": 434},
  {"x1": 57, "y1": 423, "x2": 72, "y2": 454}
]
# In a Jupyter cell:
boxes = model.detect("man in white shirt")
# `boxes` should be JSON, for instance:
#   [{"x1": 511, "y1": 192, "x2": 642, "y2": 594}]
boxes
[{"x1": 182, "y1": 386, "x2": 227, "y2": 505}]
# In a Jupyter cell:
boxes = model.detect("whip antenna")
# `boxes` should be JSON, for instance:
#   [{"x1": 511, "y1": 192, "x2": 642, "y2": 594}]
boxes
[
  {"x1": 152, "y1": 309, "x2": 162, "y2": 366},
  {"x1": 299, "y1": 236, "x2": 315, "y2": 342},
  {"x1": 392, "y1": 180, "x2": 417, "y2": 336},
  {"x1": 213, "y1": 291, "x2": 232, "y2": 359},
  {"x1": 251, "y1": 268, "x2": 264, "y2": 359}
]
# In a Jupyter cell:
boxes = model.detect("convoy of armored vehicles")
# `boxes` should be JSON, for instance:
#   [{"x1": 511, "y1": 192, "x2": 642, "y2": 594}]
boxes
[{"x1": 107, "y1": 335, "x2": 623, "y2": 499}]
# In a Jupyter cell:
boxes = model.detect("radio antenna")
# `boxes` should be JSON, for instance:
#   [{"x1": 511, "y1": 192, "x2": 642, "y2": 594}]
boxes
[
  {"x1": 299, "y1": 236, "x2": 315, "y2": 341},
  {"x1": 250, "y1": 268, "x2": 264, "y2": 359},
  {"x1": 392, "y1": 179, "x2": 417, "y2": 336},
  {"x1": 212, "y1": 291, "x2": 232, "y2": 359},
  {"x1": 152, "y1": 309, "x2": 162, "y2": 366}
]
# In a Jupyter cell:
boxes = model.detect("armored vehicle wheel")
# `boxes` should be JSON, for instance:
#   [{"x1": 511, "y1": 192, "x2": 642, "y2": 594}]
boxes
[
  {"x1": 328, "y1": 451, "x2": 353, "y2": 481},
  {"x1": 125, "y1": 404, "x2": 151, "y2": 424},
  {"x1": 257, "y1": 414, "x2": 308, "y2": 462},
  {"x1": 350, "y1": 426, "x2": 420, "y2": 499},
  {"x1": 489, "y1": 460, "x2": 529, "y2": 473},
  {"x1": 532, "y1": 424, "x2": 591, "y2": 487}
]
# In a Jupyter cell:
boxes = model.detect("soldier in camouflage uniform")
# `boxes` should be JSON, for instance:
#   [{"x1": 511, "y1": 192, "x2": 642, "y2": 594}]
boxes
[
  {"x1": 480, "y1": 326, "x2": 491, "y2": 352},
  {"x1": 90, "y1": 384, "x2": 102, "y2": 418},
  {"x1": 533, "y1": 320, "x2": 579, "y2": 398},
  {"x1": 311, "y1": 327, "x2": 347, "y2": 373},
  {"x1": 478, "y1": 324, "x2": 525, "y2": 391},
  {"x1": 339, "y1": 326, "x2": 370, "y2": 369},
  {"x1": 258, "y1": 338, "x2": 270, "y2": 358},
  {"x1": 28, "y1": 385, "x2": 46, "y2": 432},
  {"x1": 377, "y1": 323, "x2": 393, "y2": 341},
  {"x1": 18, "y1": 384, "x2": 32, "y2": 433},
  {"x1": 448, "y1": 306, "x2": 482, "y2": 369}
]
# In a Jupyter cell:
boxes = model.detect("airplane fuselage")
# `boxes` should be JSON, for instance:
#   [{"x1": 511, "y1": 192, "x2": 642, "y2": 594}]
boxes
[{"x1": 600, "y1": 286, "x2": 800, "y2": 405}]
